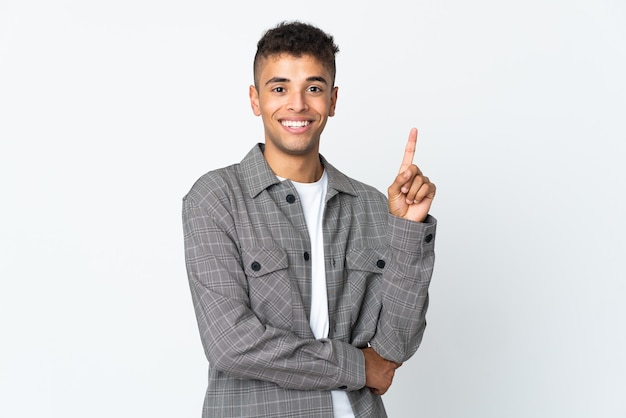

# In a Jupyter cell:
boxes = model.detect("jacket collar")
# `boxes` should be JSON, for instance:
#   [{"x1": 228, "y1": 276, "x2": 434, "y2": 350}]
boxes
[{"x1": 241, "y1": 143, "x2": 358, "y2": 199}]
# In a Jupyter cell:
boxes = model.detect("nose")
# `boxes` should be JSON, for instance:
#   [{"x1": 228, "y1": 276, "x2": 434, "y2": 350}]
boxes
[{"x1": 287, "y1": 91, "x2": 308, "y2": 112}]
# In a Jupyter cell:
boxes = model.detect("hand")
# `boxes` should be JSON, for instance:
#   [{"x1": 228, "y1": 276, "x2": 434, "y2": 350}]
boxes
[
  {"x1": 362, "y1": 347, "x2": 402, "y2": 396},
  {"x1": 387, "y1": 128, "x2": 436, "y2": 222}
]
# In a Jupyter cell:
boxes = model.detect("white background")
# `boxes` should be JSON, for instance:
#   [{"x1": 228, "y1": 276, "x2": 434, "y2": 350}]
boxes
[{"x1": 1, "y1": 1, "x2": 625, "y2": 417}]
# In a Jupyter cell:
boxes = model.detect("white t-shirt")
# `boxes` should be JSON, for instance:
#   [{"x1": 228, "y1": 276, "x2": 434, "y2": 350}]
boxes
[{"x1": 289, "y1": 171, "x2": 355, "y2": 418}]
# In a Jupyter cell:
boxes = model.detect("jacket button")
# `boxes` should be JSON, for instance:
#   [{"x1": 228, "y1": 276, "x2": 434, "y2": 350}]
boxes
[
  {"x1": 303, "y1": 251, "x2": 310, "y2": 261},
  {"x1": 286, "y1": 194, "x2": 296, "y2": 204},
  {"x1": 376, "y1": 259, "x2": 386, "y2": 269},
  {"x1": 425, "y1": 233, "x2": 433, "y2": 243},
  {"x1": 251, "y1": 261, "x2": 261, "y2": 271}
]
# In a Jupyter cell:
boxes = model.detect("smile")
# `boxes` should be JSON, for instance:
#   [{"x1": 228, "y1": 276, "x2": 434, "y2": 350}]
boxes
[{"x1": 281, "y1": 120, "x2": 311, "y2": 128}]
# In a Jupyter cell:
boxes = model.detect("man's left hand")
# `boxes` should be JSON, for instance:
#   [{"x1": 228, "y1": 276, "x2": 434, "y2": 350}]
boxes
[{"x1": 387, "y1": 128, "x2": 436, "y2": 222}]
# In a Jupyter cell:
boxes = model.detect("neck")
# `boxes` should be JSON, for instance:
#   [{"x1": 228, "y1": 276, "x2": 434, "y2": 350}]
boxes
[{"x1": 264, "y1": 148, "x2": 324, "y2": 183}]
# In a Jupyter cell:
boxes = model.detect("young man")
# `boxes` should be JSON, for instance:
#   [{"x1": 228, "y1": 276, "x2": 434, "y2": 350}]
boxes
[{"x1": 183, "y1": 21, "x2": 437, "y2": 418}]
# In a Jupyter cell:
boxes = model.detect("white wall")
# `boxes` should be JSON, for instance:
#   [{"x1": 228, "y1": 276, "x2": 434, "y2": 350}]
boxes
[{"x1": 1, "y1": 1, "x2": 624, "y2": 417}]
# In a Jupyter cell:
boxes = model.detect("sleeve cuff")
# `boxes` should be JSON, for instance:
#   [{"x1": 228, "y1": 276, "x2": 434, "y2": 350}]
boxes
[
  {"x1": 388, "y1": 214, "x2": 437, "y2": 254},
  {"x1": 331, "y1": 340, "x2": 366, "y2": 391}
]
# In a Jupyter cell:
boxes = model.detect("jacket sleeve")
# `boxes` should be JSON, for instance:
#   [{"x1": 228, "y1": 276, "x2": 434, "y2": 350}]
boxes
[
  {"x1": 182, "y1": 189, "x2": 365, "y2": 391},
  {"x1": 369, "y1": 213, "x2": 437, "y2": 363}
]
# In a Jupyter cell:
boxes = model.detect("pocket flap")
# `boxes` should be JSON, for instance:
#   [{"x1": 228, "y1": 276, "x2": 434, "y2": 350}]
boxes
[
  {"x1": 346, "y1": 247, "x2": 390, "y2": 273},
  {"x1": 242, "y1": 246, "x2": 289, "y2": 278}
]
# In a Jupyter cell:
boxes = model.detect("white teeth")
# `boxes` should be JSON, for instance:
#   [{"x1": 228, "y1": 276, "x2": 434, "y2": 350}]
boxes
[{"x1": 282, "y1": 120, "x2": 310, "y2": 128}]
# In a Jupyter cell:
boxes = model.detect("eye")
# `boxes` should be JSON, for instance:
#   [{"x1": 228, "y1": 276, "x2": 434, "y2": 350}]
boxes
[
  {"x1": 272, "y1": 86, "x2": 285, "y2": 93},
  {"x1": 308, "y1": 86, "x2": 322, "y2": 93}
]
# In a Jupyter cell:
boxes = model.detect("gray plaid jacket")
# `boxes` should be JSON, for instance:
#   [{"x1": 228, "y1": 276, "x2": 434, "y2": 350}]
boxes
[{"x1": 182, "y1": 144, "x2": 436, "y2": 417}]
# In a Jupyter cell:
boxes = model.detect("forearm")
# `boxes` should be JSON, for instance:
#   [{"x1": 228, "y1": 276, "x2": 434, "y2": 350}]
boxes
[
  {"x1": 370, "y1": 214, "x2": 436, "y2": 363},
  {"x1": 188, "y1": 274, "x2": 365, "y2": 391}
]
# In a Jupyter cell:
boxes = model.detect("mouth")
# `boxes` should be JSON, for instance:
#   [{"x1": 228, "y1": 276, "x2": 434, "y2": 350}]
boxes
[{"x1": 281, "y1": 120, "x2": 311, "y2": 128}]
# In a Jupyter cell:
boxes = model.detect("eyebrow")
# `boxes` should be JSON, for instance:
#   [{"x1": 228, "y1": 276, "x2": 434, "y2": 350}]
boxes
[{"x1": 264, "y1": 76, "x2": 329, "y2": 86}]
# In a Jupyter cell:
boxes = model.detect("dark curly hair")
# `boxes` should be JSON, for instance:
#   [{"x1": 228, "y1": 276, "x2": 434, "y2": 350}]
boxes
[{"x1": 253, "y1": 21, "x2": 340, "y2": 87}]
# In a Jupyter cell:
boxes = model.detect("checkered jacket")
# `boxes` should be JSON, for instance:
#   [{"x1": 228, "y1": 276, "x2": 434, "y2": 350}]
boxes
[{"x1": 182, "y1": 144, "x2": 436, "y2": 417}]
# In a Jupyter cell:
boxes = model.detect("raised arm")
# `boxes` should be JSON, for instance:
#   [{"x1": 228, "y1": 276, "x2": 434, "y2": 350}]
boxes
[{"x1": 370, "y1": 128, "x2": 437, "y2": 364}]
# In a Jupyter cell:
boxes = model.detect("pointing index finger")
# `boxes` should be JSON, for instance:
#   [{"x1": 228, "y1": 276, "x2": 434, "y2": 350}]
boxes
[{"x1": 399, "y1": 128, "x2": 418, "y2": 173}]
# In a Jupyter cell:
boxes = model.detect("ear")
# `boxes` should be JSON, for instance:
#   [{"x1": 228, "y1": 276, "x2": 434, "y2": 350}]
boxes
[
  {"x1": 329, "y1": 86, "x2": 338, "y2": 117},
  {"x1": 249, "y1": 85, "x2": 261, "y2": 116}
]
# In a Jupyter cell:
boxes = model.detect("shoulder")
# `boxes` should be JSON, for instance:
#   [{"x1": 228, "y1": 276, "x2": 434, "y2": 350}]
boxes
[
  {"x1": 348, "y1": 176, "x2": 386, "y2": 199},
  {"x1": 183, "y1": 164, "x2": 241, "y2": 208},
  {"x1": 183, "y1": 144, "x2": 265, "y2": 206},
  {"x1": 322, "y1": 155, "x2": 387, "y2": 203},
  {"x1": 346, "y1": 176, "x2": 389, "y2": 219}
]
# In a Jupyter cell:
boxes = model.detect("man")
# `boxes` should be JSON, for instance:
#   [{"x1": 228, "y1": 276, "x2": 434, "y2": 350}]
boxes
[{"x1": 183, "y1": 21, "x2": 436, "y2": 418}]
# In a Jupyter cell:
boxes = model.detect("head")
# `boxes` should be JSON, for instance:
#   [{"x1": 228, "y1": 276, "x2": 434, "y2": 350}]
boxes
[
  {"x1": 253, "y1": 21, "x2": 339, "y2": 88},
  {"x1": 249, "y1": 22, "x2": 340, "y2": 176}
]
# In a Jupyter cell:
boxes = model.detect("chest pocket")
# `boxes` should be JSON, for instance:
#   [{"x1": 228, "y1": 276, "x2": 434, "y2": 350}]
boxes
[{"x1": 242, "y1": 245, "x2": 292, "y2": 330}]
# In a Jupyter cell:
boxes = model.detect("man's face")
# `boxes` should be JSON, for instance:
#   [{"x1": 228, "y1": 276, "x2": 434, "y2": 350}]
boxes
[{"x1": 249, "y1": 54, "x2": 338, "y2": 159}]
